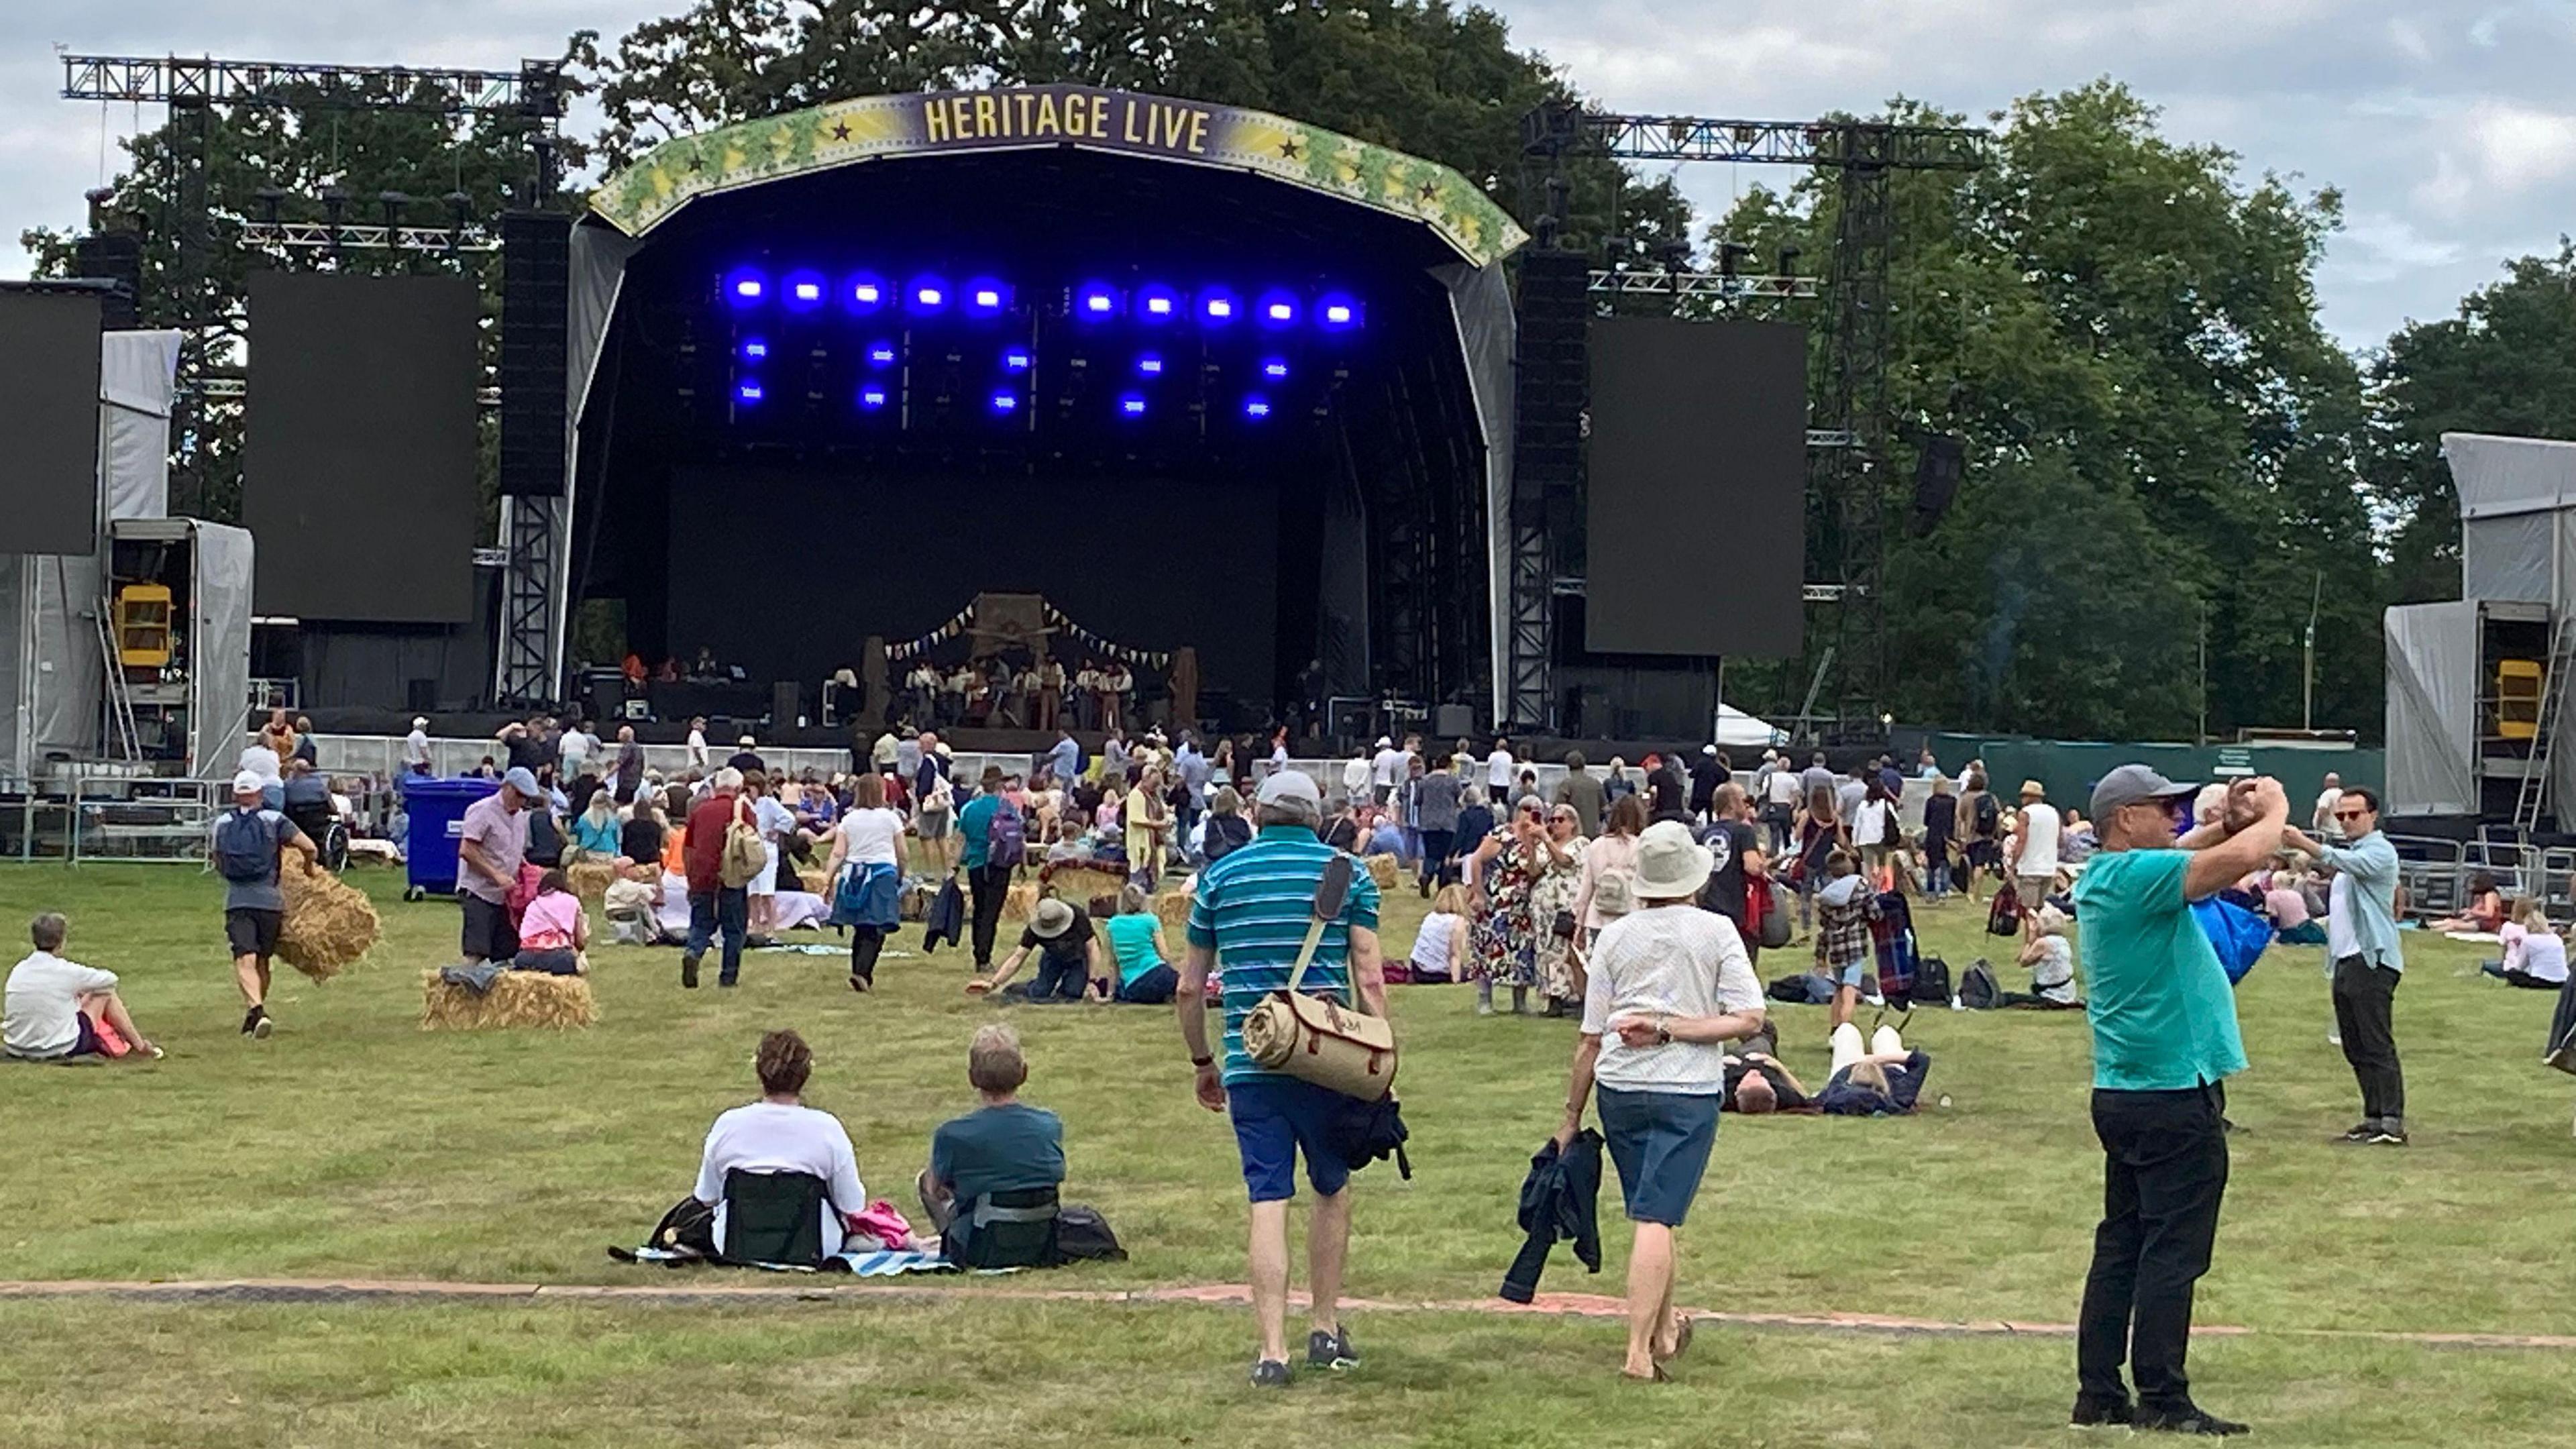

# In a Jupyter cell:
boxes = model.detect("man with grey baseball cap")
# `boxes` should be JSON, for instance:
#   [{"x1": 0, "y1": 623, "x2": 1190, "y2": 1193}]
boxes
[
  {"x1": 2063, "y1": 763, "x2": 2286, "y2": 1438},
  {"x1": 455, "y1": 768, "x2": 537, "y2": 966}
]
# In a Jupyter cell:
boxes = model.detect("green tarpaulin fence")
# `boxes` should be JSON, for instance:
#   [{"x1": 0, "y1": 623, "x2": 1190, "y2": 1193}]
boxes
[{"x1": 1923, "y1": 736, "x2": 2383, "y2": 818}]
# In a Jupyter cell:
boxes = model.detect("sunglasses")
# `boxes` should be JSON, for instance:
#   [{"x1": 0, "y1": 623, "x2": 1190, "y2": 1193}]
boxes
[{"x1": 2332, "y1": 808, "x2": 2371, "y2": 822}]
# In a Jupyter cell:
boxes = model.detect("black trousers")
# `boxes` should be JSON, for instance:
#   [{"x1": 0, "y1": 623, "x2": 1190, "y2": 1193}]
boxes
[
  {"x1": 2332, "y1": 955, "x2": 2404, "y2": 1123},
  {"x1": 847, "y1": 924, "x2": 885, "y2": 983},
  {"x1": 1416, "y1": 829, "x2": 1454, "y2": 891},
  {"x1": 2078, "y1": 1083, "x2": 2229, "y2": 1412},
  {"x1": 967, "y1": 862, "x2": 1012, "y2": 968}
]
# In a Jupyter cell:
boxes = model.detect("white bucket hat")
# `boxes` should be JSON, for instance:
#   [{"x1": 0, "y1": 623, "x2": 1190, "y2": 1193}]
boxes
[{"x1": 1632, "y1": 820, "x2": 1713, "y2": 902}]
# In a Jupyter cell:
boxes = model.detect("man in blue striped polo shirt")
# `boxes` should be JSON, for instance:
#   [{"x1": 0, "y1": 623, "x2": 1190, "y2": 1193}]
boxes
[{"x1": 1179, "y1": 767, "x2": 1385, "y2": 1389}]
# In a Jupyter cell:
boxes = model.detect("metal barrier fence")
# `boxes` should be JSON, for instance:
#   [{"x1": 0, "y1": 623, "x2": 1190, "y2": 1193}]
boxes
[
  {"x1": 2386, "y1": 833, "x2": 2576, "y2": 922},
  {"x1": 66, "y1": 775, "x2": 221, "y2": 865}
]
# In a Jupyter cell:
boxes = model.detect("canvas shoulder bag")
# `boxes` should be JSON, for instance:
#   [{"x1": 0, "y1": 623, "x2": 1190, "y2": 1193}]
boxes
[
  {"x1": 719, "y1": 799, "x2": 767, "y2": 888},
  {"x1": 1239, "y1": 855, "x2": 1399, "y2": 1102}
]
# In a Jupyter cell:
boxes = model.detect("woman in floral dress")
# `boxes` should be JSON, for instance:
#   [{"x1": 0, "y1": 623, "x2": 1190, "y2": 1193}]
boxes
[
  {"x1": 1468, "y1": 794, "x2": 1568, "y2": 1016},
  {"x1": 1530, "y1": 802, "x2": 1591, "y2": 1014}
]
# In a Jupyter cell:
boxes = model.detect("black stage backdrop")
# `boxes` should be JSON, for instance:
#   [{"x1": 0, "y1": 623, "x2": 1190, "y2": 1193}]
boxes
[
  {"x1": 246, "y1": 272, "x2": 480, "y2": 623},
  {"x1": 1584, "y1": 315, "x2": 1807, "y2": 657},
  {"x1": 0, "y1": 291, "x2": 103, "y2": 556},
  {"x1": 665, "y1": 464, "x2": 1282, "y2": 704}
]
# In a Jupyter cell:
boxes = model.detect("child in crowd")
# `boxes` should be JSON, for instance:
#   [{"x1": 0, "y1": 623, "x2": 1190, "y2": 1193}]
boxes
[
  {"x1": 1813, "y1": 849, "x2": 1881, "y2": 1032},
  {"x1": 513, "y1": 869, "x2": 590, "y2": 975},
  {"x1": 1401, "y1": 884, "x2": 1471, "y2": 984}
]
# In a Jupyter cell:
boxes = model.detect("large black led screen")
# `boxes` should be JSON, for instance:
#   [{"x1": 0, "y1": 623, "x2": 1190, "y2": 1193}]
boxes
[
  {"x1": 246, "y1": 273, "x2": 478, "y2": 621},
  {"x1": 1584, "y1": 315, "x2": 1807, "y2": 657},
  {"x1": 0, "y1": 291, "x2": 104, "y2": 555}
]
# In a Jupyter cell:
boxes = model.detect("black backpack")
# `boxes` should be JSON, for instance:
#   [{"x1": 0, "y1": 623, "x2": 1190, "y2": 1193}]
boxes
[
  {"x1": 1960, "y1": 959, "x2": 2002, "y2": 1010},
  {"x1": 1910, "y1": 955, "x2": 1953, "y2": 1006},
  {"x1": 1973, "y1": 791, "x2": 2002, "y2": 835}
]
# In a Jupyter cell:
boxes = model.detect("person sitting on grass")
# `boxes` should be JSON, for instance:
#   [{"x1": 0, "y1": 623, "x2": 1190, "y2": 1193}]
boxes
[
  {"x1": 2263, "y1": 862, "x2": 2327, "y2": 946},
  {"x1": 5, "y1": 912, "x2": 160, "y2": 1062},
  {"x1": 1812, "y1": 849, "x2": 1882, "y2": 1033},
  {"x1": 2004, "y1": 906, "x2": 2084, "y2": 1008},
  {"x1": 1100, "y1": 886, "x2": 1180, "y2": 1004},
  {"x1": 571, "y1": 789, "x2": 622, "y2": 861},
  {"x1": 1814, "y1": 1020, "x2": 1931, "y2": 1116},
  {"x1": 2484, "y1": 900, "x2": 2570, "y2": 990},
  {"x1": 1403, "y1": 884, "x2": 1471, "y2": 984},
  {"x1": 969, "y1": 897, "x2": 1105, "y2": 1003},
  {"x1": 602, "y1": 862, "x2": 669, "y2": 946},
  {"x1": 2430, "y1": 871, "x2": 2508, "y2": 934},
  {"x1": 918, "y1": 1022, "x2": 1067, "y2": 1265},
  {"x1": 512, "y1": 869, "x2": 590, "y2": 975},
  {"x1": 692, "y1": 1029, "x2": 868, "y2": 1260}
]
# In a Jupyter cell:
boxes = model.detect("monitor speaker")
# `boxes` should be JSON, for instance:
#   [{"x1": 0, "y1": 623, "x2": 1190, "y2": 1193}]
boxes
[
  {"x1": 771, "y1": 681, "x2": 802, "y2": 727},
  {"x1": 586, "y1": 670, "x2": 625, "y2": 726},
  {"x1": 72, "y1": 231, "x2": 144, "y2": 330},
  {"x1": 1434, "y1": 703, "x2": 1476, "y2": 739}
]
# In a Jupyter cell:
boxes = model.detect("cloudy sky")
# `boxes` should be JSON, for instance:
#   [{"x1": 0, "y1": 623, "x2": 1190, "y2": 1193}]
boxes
[{"x1": 4, "y1": 0, "x2": 2569, "y2": 349}]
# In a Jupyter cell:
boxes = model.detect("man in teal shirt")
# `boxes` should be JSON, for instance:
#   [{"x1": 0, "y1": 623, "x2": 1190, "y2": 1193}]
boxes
[
  {"x1": 956, "y1": 766, "x2": 1012, "y2": 972},
  {"x1": 2284, "y1": 786, "x2": 2406, "y2": 1145},
  {"x1": 2065, "y1": 765, "x2": 2285, "y2": 1438}
]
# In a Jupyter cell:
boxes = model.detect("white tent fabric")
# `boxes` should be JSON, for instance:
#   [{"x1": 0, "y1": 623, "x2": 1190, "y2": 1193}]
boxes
[
  {"x1": 2446, "y1": 432, "x2": 2576, "y2": 608},
  {"x1": 1716, "y1": 704, "x2": 1784, "y2": 749},
  {"x1": 100, "y1": 329, "x2": 180, "y2": 523},
  {"x1": 189, "y1": 522, "x2": 256, "y2": 775},
  {"x1": 2383, "y1": 601, "x2": 2480, "y2": 817}
]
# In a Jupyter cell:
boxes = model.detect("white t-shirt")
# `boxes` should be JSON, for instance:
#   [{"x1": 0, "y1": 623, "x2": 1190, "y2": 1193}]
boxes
[
  {"x1": 4, "y1": 951, "x2": 118, "y2": 1059},
  {"x1": 835, "y1": 807, "x2": 904, "y2": 867},
  {"x1": 2326, "y1": 869, "x2": 2359, "y2": 961},
  {"x1": 1410, "y1": 912, "x2": 1462, "y2": 973},
  {"x1": 2524, "y1": 930, "x2": 2570, "y2": 985},
  {"x1": 560, "y1": 730, "x2": 595, "y2": 773},
  {"x1": 1487, "y1": 749, "x2": 1514, "y2": 790},
  {"x1": 686, "y1": 729, "x2": 708, "y2": 767},
  {"x1": 1342, "y1": 757, "x2": 1371, "y2": 795},
  {"x1": 1580, "y1": 905, "x2": 1764, "y2": 1094},
  {"x1": 1766, "y1": 767, "x2": 1802, "y2": 807},
  {"x1": 1851, "y1": 798, "x2": 1894, "y2": 847},
  {"x1": 402, "y1": 729, "x2": 431, "y2": 768},
  {"x1": 2029, "y1": 936, "x2": 2076, "y2": 999},
  {"x1": 2017, "y1": 802, "x2": 2061, "y2": 879},
  {"x1": 692, "y1": 1101, "x2": 867, "y2": 1258},
  {"x1": 2314, "y1": 787, "x2": 2345, "y2": 841},
  {"x1": 1372, "y1": 748, "x2": 1405, "y2": 788}
]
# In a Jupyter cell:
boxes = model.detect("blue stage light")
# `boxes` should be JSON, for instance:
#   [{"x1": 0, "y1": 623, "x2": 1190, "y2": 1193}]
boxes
[
  {"x1": 1075, "y1": 282, "x2": 1123, "y2": 320},
  {"x1": 858, "y1": 385, "x2": 890, "y2": 411},
  {"x1": 990, "y1": 390, "x2": 1020, "y2": 415},
  {"x1": 1317, "y1": 292, "x2": 1363, "y2": 331},
  {"x1": 1244, "y1": 394, "x2": 1273, "y2": 420},
  {"x1": 908, "y1": 274, "x2": 950, "y2": 314},
  {"x1": 783, "y1": 269, "x2": 827, "y2": 311},
  {"x1": 845, "y1": 271, "x2": 888, "y2": 314},
  {"x1": 723, "y1": 266, "x2": 767, "y2": 305},
  {"x1": 1118, "y1": 392, "x2": 1148, "y2": 418},
  {"x1": 866, "y1": 341, "x2": 898, "y2": 368},
  {"x1": 1260, "y1": 357, "x2": 1289, "y2": 380},
  {"x1": 1136, "y1": 354, "x2": 1165, "y2": 377},
  {"x1": 1256, "y1": 288, "x2": 1299, "y2": 327},
  {"x1": 1003, "y1": 347, "x2": 1033, "y2": 373},
  {"x1": 966, "y1": 278, "x2": 1011, "y2": 316},
  {"x1": 739, "y1": 338, "x2": 769, "y2": 362},
  {"x1": 1136, "y1": 282, "x2": 1181, "y2": 322},
  {"x1": 736, "y1": 379, "x2": 765, "y2": 403},
  {"x1": 1198, "y1": 287, "x2": 1240, "y2": 325}
]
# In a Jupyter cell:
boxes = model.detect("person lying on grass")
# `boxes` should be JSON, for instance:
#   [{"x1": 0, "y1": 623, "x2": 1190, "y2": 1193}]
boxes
[
  {"x1": 1813, "y1": 1021, "x2": 1930, "y2": 1116},
  {"x1": 916, "y1": 1023, "x2": 1067, "y2": 1265},
  {"x1": 4, "y1": 912, "x2": 161, "y2": 1062}
]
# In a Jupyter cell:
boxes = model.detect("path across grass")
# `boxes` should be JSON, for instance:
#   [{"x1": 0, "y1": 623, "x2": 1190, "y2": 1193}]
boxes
[{"x1": 3, "y1": 863, "x2": 2569, "y2": 1444}]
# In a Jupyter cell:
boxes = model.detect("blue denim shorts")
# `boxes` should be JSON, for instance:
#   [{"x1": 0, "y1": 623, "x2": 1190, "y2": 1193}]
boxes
[
  {"x1": 1835, "y1": 959, "x2": 1871, "y2": 990},
  {"x1": 1226, "y1": 1077, "x2": 1352, "y2": 1203},
  {"x1": 1597, "y1": 1087, "x2": 1719, "y2": 1226}
]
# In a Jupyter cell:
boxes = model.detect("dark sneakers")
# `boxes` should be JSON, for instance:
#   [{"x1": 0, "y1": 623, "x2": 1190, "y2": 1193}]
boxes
[
  {"x1": 2366, "y1": 1121, "x2": 2409, "y2": 1146},
  {"x1": 2070, "y1": 1395, "x2": 2135, "y2": 1426},
  {"x1": 1307, "y1": 1328, "x2": 1360, "y2": 1371},
  {"x1": 2334, "y1": 1121, "x2": 2376, "y2": 1143},
  {"x1": 1249, "y1": 1359, "x2": 1291, "y2": 1389},
  {"x1": 241, "y1": 1006, "x2": 272, "y2": 1038},
  {"x1": 2135, "y1": 1403, "x2": 2249, "y2": 1436},
  {"x1": 680, "y1": 954, "x2": 701, "y2": 989}
]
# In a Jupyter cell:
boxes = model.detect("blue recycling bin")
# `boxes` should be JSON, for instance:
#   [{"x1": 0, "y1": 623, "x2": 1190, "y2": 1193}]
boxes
[{"x1": 400, "y1": 775, "x2": 499, "y2": 900}]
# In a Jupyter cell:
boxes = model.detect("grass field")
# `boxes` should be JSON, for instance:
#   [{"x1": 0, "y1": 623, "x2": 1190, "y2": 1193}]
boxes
[{"x1": 3, "y1": 860, "x2": 2570, "y2": 1446}]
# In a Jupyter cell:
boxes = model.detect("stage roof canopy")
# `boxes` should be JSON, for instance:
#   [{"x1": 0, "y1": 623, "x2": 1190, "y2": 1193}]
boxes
[{"x1": 588, "y1": 84, "x2": 1529, "y2": 269}]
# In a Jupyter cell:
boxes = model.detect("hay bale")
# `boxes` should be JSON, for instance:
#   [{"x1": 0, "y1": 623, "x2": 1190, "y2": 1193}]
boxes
[
  {"x1": 1005, "y1": 881, "x2": 1040, "y2": 922},
  {"x1": 1152, "y1": 888, "x2": 1193, "y2": 936},
  {"x1": 419, "y1": 969, "x2": 597, "y2": 1031},
  {"x1": 275, "y1": 865, "x2": 380, "y2": 981},
  {"x1": 1362, "y1": 853, "x2": 1400, "y2": 890},
  {"x1": 900, "y1": 880, "x2": 933, "y2": 922},
  {"x1": 565, "y1": 857, "x2": 620, "y2": 905}
]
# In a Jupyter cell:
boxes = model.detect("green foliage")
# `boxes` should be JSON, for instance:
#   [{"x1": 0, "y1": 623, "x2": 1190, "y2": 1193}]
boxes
[
  {"x1": 1721, "y1": 83, "x2": 2375, "y2": 737},
  {"x1": 2363, "y1": 240, "x2": 2576, "y2": 605}
]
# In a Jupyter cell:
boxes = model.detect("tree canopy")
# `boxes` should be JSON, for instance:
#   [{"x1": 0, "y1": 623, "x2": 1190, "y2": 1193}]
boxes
[{"x1": 24, "y1": 2, "x2": 2570, "y2": 742}]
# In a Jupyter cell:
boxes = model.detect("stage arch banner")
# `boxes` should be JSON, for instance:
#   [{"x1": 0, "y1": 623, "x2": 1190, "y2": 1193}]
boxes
[{"x1": 588, "y1": 84, "x2": 1529, "y2": 268}]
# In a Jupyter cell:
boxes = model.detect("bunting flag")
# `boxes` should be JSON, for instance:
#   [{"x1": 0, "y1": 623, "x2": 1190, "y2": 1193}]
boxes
[{"x1": 886, "y1": 598, "x2": 1170, "y2": 669}]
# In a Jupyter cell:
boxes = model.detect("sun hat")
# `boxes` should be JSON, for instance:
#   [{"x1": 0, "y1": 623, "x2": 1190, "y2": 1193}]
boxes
[
  {"x1": 738, "y1": 735, "x2": 756, "y2": 747},
  {"x1": 2019, "y1": 779, "x2": 2046, "y2": 799},
  {"x1": 502, "y1": 767, "x2": 541, "y2": 796},
  {"x1": 1030, "y1": 898, "x2": 1077, "y2": 938},
  {"x1": 1256, "y1": 769, "x2": 1322, "y2": 809},
  {"x1": 412, "y1": 716, "x2": 428, "y2": 729},
  {"x1": 231, "y1": 769, "x2": 265, "y2": 794},
  {"x1": 1631, "y1": 819, "x2": 1714, "y2": 901},
  {"x1": 2088, "y1": 763, "x2": 2200, "y2": 822}
]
